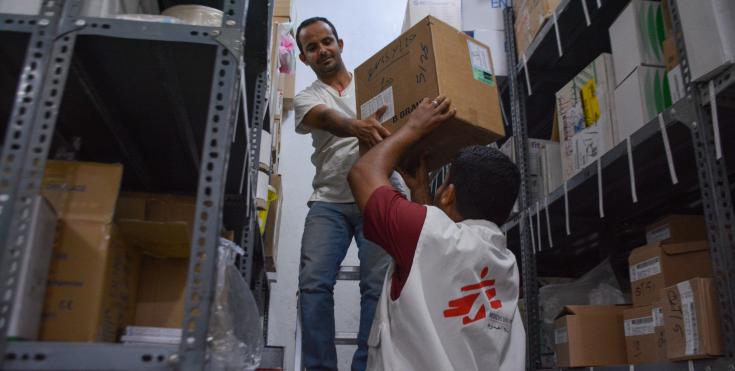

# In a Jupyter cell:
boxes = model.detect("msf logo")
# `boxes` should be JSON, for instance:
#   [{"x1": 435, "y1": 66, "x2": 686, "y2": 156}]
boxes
[{"x1": 443, "y1": 267, "x2": 503, "y2": 325}]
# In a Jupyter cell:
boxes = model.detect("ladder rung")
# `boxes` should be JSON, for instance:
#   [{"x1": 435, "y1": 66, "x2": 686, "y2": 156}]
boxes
[
  {"x1": 335, "y1": 331, "x2": 358, "y2": 345},
  {"x1": 337, "y1": 265, "x2": 360, "y2": 281}
]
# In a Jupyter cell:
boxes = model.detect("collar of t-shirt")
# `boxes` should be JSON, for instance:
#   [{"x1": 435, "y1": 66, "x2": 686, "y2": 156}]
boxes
[{"x1": 314, "y1": 72, "x2": 353, "y2": 97}]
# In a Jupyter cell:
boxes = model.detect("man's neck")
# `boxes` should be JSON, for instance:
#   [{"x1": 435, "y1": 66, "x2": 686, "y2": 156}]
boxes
[{"x1": 318, "y1": 67, "x2": 351, "y2": 92}]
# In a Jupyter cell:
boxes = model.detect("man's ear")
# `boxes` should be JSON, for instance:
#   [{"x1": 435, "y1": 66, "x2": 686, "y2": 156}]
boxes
[
  {"x1": 299, "y1": 52, "x2": 307, "y2": 64},
  {"x1": 338, "y1": 38, "x2": 344, "y2": 52},
  {"x1": 440, "y1": 183, "x2": 456, "y2": 209}
]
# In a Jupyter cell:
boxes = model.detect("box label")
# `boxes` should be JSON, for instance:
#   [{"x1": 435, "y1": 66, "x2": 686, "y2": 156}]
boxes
[
  {"x1": 467, "y1": 39, "x2": 495, "y2": 87},
  {"x1": 630, "y1": 256, "x2": 662, "y2": 282},
  {"x1": 554, "y1": 327, "x2": 568, "y2": 344},
  {"x1": 668, "y1": 66, "x2": 685, "y2": 103},
  {"x1": 652, "y1": 306, "x2": 664, "y2": 327},
  {"x1": 580, "y1": 79, "x2": 600, "y2": 126},
  {"x1": 677, "y1": 281, "x2": 699, "y2": 356},
  {"x1": 360, "y1": 86, "x2": 395, "y2": 124},
  {"x1": 624, "y1": 316, "x2": 655, "y2": 337},
  {"x1": 646, "y1": 224, "x2": 671, "y2": 244}
]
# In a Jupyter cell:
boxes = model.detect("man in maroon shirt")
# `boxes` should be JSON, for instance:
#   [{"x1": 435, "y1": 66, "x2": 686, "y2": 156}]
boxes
[{"x1": 347, "y1": 96, "x2": 525, "y2": 371}]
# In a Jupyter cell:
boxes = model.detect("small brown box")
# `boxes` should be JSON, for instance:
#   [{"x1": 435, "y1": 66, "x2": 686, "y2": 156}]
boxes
[
  {"x1": 355, "y1": 16, "x2": 504, "y2": 170},
  {"x1": 663, "y1": 278, "x2": 724, "y2": 360},
  {"x1": 628, "y1": 240, "x2": 712, "y2": 307},
  {"x1": 645, "y1": 214, "x2": 706, "y2": 245},
  {"x1": 553, "y1": 305, "x2": 629, "y2": 368},
  {"x1": 624, "y1": 305, "x2": 668, "y2": 364}
]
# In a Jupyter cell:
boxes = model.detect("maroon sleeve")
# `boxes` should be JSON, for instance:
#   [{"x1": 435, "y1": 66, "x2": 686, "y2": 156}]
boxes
[{"x1": 363, "y1": 185, "x2": 427, "y2": 299}]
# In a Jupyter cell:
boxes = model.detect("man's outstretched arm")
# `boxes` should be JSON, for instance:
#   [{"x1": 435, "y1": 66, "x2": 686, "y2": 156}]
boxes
[{"x1": 348, "y1": 96, "x2": 455, "y2": 211}]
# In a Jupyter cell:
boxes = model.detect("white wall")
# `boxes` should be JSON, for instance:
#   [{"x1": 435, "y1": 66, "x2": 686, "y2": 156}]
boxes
[{"x1": 267, "y1": 1, "x2": 407, "y2": 370}]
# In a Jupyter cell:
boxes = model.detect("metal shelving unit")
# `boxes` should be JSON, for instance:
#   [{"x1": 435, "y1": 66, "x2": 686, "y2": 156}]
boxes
[
  {"x1": 0, "y1": 0, "x2": 275, "y2": 369},
  {"x1": 502, "y1": 0, "x2": 735, "y2": 370}
]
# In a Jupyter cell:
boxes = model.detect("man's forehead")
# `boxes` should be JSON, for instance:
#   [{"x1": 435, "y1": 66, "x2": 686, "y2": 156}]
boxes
[{"x1": 300, "y1": 21, "x2": 335, "y2": 42}]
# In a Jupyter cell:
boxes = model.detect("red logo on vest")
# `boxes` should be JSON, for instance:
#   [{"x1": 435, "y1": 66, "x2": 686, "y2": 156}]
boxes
[{"x1": 443, "y1": 267, "x2": 503, "y2": 325}]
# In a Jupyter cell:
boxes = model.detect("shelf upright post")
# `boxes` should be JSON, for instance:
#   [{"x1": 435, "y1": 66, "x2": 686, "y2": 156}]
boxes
[
  {"x1": 177, "y1": 0, "x2": 249, "y2": 369},
  {"x1": 667, "y1": 0, "x2": 735, "y2": 359},
  {"x1": 504, "y1": 7, "x2": 541, "y2": 371},
  {"x1": 0, "y1": 0, "x2": 78, "y2": 363}
]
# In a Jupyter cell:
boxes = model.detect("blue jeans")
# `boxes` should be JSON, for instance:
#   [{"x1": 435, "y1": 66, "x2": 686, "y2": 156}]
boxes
[{"x1": 299, "y1": 201, "x2": 391, "y2": 371}]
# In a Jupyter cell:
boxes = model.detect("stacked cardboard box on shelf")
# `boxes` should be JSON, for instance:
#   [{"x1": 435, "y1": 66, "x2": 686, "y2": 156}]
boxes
[
  {"x1": 514, "y1": 0, "x2": 561, "y2": 57},
  {"x1": 39, "y1": 161, "x2": 202, "y2": 341},
  {"x1": 553, "y1": 305, "x2": 629, "y2": 367},
  {"x1": 500, "y1": 137, "x2": 562, "y2": 205},
  {"x1": 610, "y1": 0, "x2": 671, "y2": 142},
  {"x1": 555, "y1": 53, "x2": 617, "y2": 181},
  {"x1": 626, "y1": 214, "x2": 724, "y2": 363},
  {"x1": 356, "y1": 16, "x2": 504, "y2": 171}
]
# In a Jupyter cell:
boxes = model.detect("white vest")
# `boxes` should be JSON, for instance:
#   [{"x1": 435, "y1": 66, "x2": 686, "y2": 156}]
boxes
[{"x1": 366, "y1": 207, "x2": 526, "y2": 371}]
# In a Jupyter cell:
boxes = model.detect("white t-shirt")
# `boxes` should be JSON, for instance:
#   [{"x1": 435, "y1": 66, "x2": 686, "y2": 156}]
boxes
[{"x1": 295, "y1": 76, "x2": 359, "y2": 203}]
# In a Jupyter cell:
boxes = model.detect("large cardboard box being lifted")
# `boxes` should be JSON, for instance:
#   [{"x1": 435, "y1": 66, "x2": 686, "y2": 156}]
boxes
[
  {"x1": 356, "y1": 16, "x2": 504, "y2": 170},
  {"x1": 553, "y1": 305, "x2": 629, "y2": 368},
  {"x1": 663, "y1": 278, "x2": 724, "y2": 360}
]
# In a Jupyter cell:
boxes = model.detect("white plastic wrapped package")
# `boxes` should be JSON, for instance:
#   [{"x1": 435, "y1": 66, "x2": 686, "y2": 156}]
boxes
[
  {"x1": 208, "y1": 238, "x2": 263, "y2": 370},
  {"x1": 162, "y1": 5, "x2": 223, "y2": 27},
  {"x1": 278, "y1": 23, "x2": 296, "y2": 74},
  {"x1": 537, "y1": 259, "x2": 627, "y2": 359}
]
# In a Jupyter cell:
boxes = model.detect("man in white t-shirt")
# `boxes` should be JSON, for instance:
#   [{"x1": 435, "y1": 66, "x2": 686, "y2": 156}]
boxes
[
  {"x1": 348, "y1": 96, "x2": 526, "y2": 370},
  {"x1": 293, "y1": 17, "x2": 393, "y2": 371}
]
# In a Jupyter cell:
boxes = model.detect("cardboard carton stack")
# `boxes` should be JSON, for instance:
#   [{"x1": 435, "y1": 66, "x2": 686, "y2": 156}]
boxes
[
  {"x1": 39, "y1": 160, "x2": 206, "y2": 342},
  {"x1": 356, "y1": 16, "x2": 505, "y2": 171},
  {"x1": 514, "y1": 0, "x2": 561, "y2": 57},
  {"x1": 609, "y1": 0, "x2": 671, "y2": 143},
  {"x1": 555, "y1": 54, "x2": 617, "y2": 181},
  {"x1": 626, "y1": 215, "x2": 724, "y2": 363}
]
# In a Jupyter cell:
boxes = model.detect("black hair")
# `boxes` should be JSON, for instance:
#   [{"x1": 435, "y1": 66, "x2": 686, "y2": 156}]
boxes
[
  {"x1": 296, "y1": 17, "x2": 340, "y2": 54},
  {"x1": 447, "y1": 145, "x2": 520, "y2": 225}
]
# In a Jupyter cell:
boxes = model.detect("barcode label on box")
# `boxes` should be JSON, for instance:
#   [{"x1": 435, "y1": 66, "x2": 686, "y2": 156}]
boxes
[
  {"x1": 630, "y1": 257, "x2": 662, "y2": 282},
  {"x1": 646, "y1": 225, "x2": 672, "y2": 244},
  {"x1": 625, "y1": 316, "x2": 655, "y2": 337},
  {"x1": 467, "y1": 39, "x2": 495, "y2": 86},
  {"x1": 678, "y1": 281, "x2": 699, "y2": 356},
  {"x1": 360, "y1": 86, "x2": 395, "y2": 124},
  {"x1": 555, "y1": 327, "x2": 568, "y2": 344},
  {"x1": 652, "y1": 307, "x2": 664, "y2": 327}
]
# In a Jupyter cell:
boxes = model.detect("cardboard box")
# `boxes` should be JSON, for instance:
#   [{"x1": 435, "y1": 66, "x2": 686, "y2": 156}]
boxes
[
  {"x1": 629, "y1": 240, "x2": 712, "y2": 307},
  {"x1": 461, "y1": 0, "x2": 506, "y2": 31},
  {"x1": 356, "y1": 16, "x2": 504, "y2": 170},
  {"x1": 279, "y1": 72, "x2": 295, "y2": 111},
  {"x1": 42, "y1": 160, "x2": 123, "y2": 222},
  {"x1": 609, "y1": 0, "x2": 666, "y2": 86},
  {"x1": 41, "y1": 221, "x2": 140, "y2": 342},
  {"x1": 663, "y1": 278, "x2": 724, "y2": 360},
  {"x1": 646, "y1": 214, "x2": 706, "y2": 245},
  {"x1": 614, "y1": 66, "x2": 672, "y2": 142},
  {"x1": 116, "y1": 193, "x2": 195, "y2": 258},
  {"x1": 555, "y1": 54, "x2": 617, "y2": 181},
  {"x1": 553, "y1": 305, "x2": 629, "y2": 367},
  {"x1": 652, "y1": 299, "x2": 668, "y2": 361},
  {"x1": 256, "y1": 170, "x2": 270, "y2": 210},
  {"x1": 260, "y1": 130, "x2": 273, "y2": 171},
  {"x1": 624, "y1": 305, "x2": 668, "y2": 364},
  {"x1": 133, "y1": 257, "x2": 188, "y2": 329},
  {"x1": 674, "y1": 0, "x2": 735, "y2": 81},
  {"x1": 465, "y1": 29, "x2": 507, "y2": 76},
  {"x1": 273, "y1": 0, "x2": 292, "y2": 19},
  {"x1": 514, "y1": 0, "x2": 561, "y2": 56},
  {"x1": 9, "y1": 196, "x2": 57, "y2": 340},
  {"x1": 264, "y1": 174, "x2": 283, "y2": 272},
  {"x1": 402, "y1": 0, "x2": 462, "y2": 32},
  {"x1": 663, "y1": 36, "x2": 679, "y2": 72}
]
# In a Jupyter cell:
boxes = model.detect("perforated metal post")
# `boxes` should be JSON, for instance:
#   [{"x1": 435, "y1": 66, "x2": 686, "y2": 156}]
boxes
[
  {"x1": 178, "y1": 0, "x2": 247, "y2": 369},
  {"x1": 668, "y1": 0, "x2": 735, "y2": 358},
  {"x1": 0, "y1": 0, "x2": 71, "y2": 362},
  {"x1": 504, "y1": 7, "x2": 541, "y2": 371}
]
